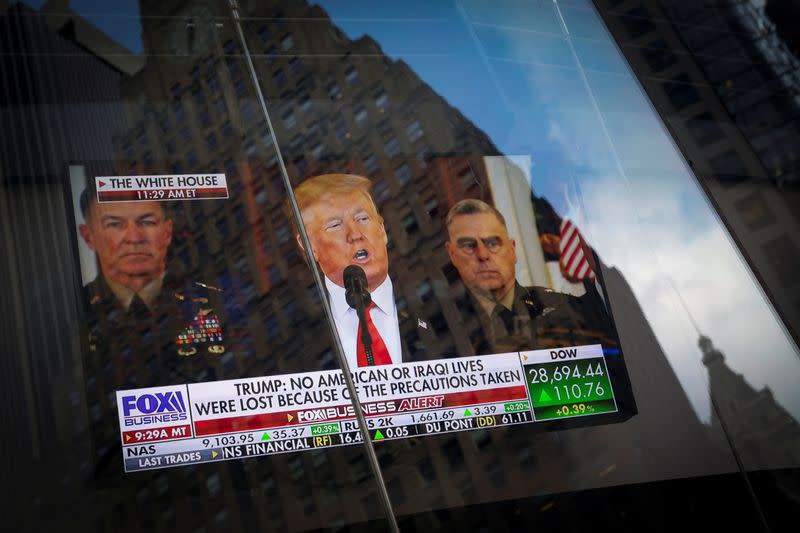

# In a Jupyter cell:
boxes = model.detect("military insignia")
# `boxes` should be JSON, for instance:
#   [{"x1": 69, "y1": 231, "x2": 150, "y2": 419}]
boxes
[
  {"x1": 174, "y1": 292, "x2": 185, "y2": 301},
  {"x1": 541, "y1": 307, "x2": 556, "y2": 317},
  {"x1": 178, "y1": 346, "x2": 198, "y2": 356},
  {"x1": 195, "y1": 281, "x2": 222, "y2": 292},
  {"x1": 208, "y1": 345, "x2": 225, "y2": 354},
  {"x1": 90, "y1": 295, "x2": 101, "y2": 305},
  {"x1": 192, "y1": 297, "x2": 209, "y2": 304},
  {"x1": 175, "y1": 312, "x2": 224, "y2": 347},
  {"x1": 417, "y1": 318, "x2": 428, "y2": 329}
]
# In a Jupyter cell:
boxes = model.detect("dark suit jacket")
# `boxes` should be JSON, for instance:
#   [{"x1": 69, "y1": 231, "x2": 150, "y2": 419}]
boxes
[{"x1": 462, "y1": 282, "x2": 618, "y2": 356}]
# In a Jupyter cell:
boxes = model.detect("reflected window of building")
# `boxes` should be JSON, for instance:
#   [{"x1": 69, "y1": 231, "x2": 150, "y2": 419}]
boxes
[
  {"x1": 384, "y1": 137, "x2": 400, "y2": 157},
  {"x1": 206, "y1": 474, "x2": 221, "y2": 496},
  {"x1": 244, "y1": 140, "x2": 257, "y2": 158},
  {"x1": 289, "y1": 56, "x2": 303, "y2": 74},
  {"x1": 416, "y1": 458, "x2": 436, "y2": 487},
  {"x1": 234, "y1": 78, "x2": 247, "y2": 97},
  {"x1": 328, "y1": 81, "x2": 341, "y2": 99},
  {"x1": 334, "y1": 122, "x2": 348, "y2": 143},
  {"x1": 403, "y1": 212, "x2": 419, "y2": 235},
  {"x1": 687, "y1": 112, "x2": 724, "y2": 146},
  {"x1": 283, "y1": 111, "x2": 296, "y2": 129},
  {"x1": 734, "y1": 192, "x2": 777, "y2": 231},
  {"x1": 395, "y1": 163, "x2": 412, "y2": 185},
  {"x1": 375, "y1": 90, "x2": 389, "y2": 111},
  {"x1": 273, "y1": 68, "x2": 286, "y2": 88},
  {"x1": 416, "y1": 279, "x2": 433, "y2": 303},
  {"x1": 216, "y1": 217, "x2": 230, "y2": 239},
  {"x1": 224, "y1": 158, "x2": 236, "y2": 178},
  {"x1": 621, "y1": 6, "x2": 656, "y2": 38},
  {"x1": 641, "y1": 39, "x2": 678, "y2": 71},
  {"x1": 425, "y1": 196, "x2": 439, "y2": 219},
  {"x1": 214, "y1": 96, "x2": 226, "y2": 114},
  {"x1": 442, "y1": 263, "x2": 460, "y2": 285},
  {"x1": 226, "y1": 56, "x2": 241, "y2": 77},
  {"x1": 198, "y1": 110, "x2": 211, "y2": 128},
  {"x1": 280, "y1": 33, "x2": 294, "y2": 51},
  {"x1": 406, "y1": 120, "x2": 423, "y2": 142},
  {"x1": 354, "y1": 107, "x2": 368, "y2": 128},
  {"x1": 663, "y1": 74, "x2": 701, "y2": 110},
  {"x1": 364, "y1": 153, "x2": 379, "y2": 174},
  {"x1": 192, "y1": 88, "x2": 205, "y2": 106},
  {"x1": 345, "y1": 65, "x2": 358, "y2": 84},
  {"x1": 299, "y1": 94, "x2": 312, "y2": 113},
  {"x1": 206, "y1": 132, "x2": 217, "y2": 150},
  {"x1": 710, "y1": 149, "x2": 747, "y2": 183},
  {"x1": 207, "y1": 74, "x2": 220, "y2": 94},
  {"x1": 260, "y1": 127, "x2": 274, "y2": 146},
  {"x1": 170, "y1": 82, "x2": 182, "y2": 100},
  {"x1": 373, "y1": 178, "x2": 389, "y2": 201},
  {"x1": 441, "y1": 439, "x2": 465, "y2": 468},
  {"x1": 388, "y1": 479, "x2": 406, "y2": 503},
  {"x1": 763, "y1": 236, "x2": 800, "y2": 287}
]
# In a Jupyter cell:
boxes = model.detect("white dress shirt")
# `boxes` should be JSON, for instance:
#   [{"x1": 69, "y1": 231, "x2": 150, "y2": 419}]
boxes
[{"x1": 325, "y1": 276, "x2": 403, "y2": 368}]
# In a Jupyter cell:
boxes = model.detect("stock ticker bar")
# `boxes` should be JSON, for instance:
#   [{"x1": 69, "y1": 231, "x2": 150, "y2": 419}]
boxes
[{"x1": 117, "y1": 346, "x2": 618, "y2": 472}]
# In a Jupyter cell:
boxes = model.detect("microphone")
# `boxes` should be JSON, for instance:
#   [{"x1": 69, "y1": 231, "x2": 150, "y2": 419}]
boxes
[
  {"x1": 343, "y1": 265, "x2": 374, "y2": 365},
  {"x1": 344, "y1": 264, "x2": 371, "y2": 311}
]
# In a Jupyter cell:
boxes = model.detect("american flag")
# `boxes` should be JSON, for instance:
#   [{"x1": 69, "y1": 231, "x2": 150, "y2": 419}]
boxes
[{"x1": 559, "y1": 219, "x2": 595, "y2": 281}]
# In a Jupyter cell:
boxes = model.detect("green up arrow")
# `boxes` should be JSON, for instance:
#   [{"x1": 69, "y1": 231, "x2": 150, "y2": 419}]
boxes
[
  {"x1": 374, "y1": 430, "x2": 385, "y2": 440},
  {"x1": 538, "y1": 389, "x2": 552, "y2": 402},
  {"x1": 261, "y1": 432, "x2": 271, "y2": 441},
  {"x1": 464, "y1": 408, "x2": 473, "y2": 417}
]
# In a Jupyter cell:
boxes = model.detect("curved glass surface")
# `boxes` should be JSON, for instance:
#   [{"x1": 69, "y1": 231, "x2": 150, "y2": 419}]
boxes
[
  {"x1": 3, "y1": 0, "x2": 800, "y2": 531},
  {"x1": 1, "y1": 1, "x2": 391, "y2": 531}
]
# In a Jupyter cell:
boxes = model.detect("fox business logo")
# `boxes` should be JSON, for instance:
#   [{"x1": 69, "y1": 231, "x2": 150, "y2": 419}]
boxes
[{"x1": 121, "y1": 391, "x2": 189, "y2": 427}]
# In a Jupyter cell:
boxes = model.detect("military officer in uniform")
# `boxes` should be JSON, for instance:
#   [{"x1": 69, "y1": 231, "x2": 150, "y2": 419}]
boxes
[
  {"x1": 78, "y1": 187, "x2": 227, "y2": 376},
  {"x1": 77, "y1": 186, "x2": 229, "y2": 477},
  {"x1": 445, "y1": 199, "x2": 618, "y2": 355}
]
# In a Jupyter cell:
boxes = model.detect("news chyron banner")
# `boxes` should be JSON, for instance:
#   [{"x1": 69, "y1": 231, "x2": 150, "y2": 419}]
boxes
[
  {"x1": 95, "y1": 174, "x2": 229, "y2": 202},
  {"x1": 118, "y1": 345, "x2": 617, "y2": 472}
]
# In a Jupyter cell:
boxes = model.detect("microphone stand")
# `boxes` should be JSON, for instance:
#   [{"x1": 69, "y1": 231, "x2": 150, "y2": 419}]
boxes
[{"x1": 231, "y1": 6, "x2": 399, "y2": 530}]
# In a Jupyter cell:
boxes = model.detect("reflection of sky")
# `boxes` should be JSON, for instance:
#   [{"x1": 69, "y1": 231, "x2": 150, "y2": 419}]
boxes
[
  {"x1": 316, "y1": 0, "x2": 800, "y2": 422},
  {"x1": 30, "y1": 0, "x2": 800, "y2": 421}
]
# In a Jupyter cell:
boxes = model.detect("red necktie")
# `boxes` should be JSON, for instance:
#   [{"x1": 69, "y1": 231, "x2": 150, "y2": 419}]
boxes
[{"x1": 357, "y1": 302, "x2": 392, "y2": 366}]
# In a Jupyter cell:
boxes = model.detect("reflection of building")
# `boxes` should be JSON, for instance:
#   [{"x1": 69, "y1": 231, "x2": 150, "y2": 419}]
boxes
[
  {"x1": 101, "y1": 1, "x2": 736, "y2": 529},
  {"x1": 700, "y1": 334, "x2": 800, "y2": 470},
  {"x1": 0, "y1": 2, "x2": 133, "y2": 530},
  {"x1": 483, "y1": 155, "x2": 551, "y2": 289},
  {"x1": 595, "y1": 0, "x2": 800, "y2": 348},
  {"x1": 0, "y1": 0, "x2": 729, "y2": 530},
  {"x1": 699, "y1": 333, "x2": 800, "y2": 521}
]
